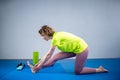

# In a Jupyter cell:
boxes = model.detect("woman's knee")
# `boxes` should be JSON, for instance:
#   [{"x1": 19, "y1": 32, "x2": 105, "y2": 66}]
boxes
[{"x1": 75, "y1": 68, "x2": 82, "y2": 75}]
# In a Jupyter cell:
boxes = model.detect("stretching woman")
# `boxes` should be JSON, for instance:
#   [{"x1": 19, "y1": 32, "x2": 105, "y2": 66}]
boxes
[{"x1": 27, "y1": 25, "x2": 108, "y2": 74}]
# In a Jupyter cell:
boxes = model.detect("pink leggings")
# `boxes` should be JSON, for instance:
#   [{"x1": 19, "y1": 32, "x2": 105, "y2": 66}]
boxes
[{"x1": 43, "y1": 48, "x2": 96, "y2": 74}]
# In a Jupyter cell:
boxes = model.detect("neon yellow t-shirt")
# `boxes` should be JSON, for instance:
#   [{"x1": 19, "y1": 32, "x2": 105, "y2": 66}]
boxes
[{"x1": 51, "y1": 32, "x2": 88, "y2": 54}]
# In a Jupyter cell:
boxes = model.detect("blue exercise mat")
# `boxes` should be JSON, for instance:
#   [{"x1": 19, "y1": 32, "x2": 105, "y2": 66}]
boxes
[{"x1": 0, "y1": 59, "x2": 120, "y2": 80}]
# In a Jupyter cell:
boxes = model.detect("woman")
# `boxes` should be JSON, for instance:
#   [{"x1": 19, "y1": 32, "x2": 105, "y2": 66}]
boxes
[{"x1": 27, "y1": 25, "x2": 108, "y2": 74}]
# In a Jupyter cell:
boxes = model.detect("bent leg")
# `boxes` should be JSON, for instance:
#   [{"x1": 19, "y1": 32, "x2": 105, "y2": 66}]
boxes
[
  {"x1": 43, "y1": 52, "x2": 76, "y2": 68},
  {"x1": 75, "y1": 48, "x2": 96, "y2": 74}
]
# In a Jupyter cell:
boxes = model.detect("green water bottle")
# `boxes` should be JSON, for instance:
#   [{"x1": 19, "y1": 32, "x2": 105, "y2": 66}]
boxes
[{"x1": 33, "y1": 51, "x2": 39, "y2": 65}]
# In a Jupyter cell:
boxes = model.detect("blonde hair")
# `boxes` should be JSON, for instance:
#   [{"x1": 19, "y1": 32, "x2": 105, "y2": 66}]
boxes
[{"x1": 39, "y1": 25, "x2": 55, "y2": 37}]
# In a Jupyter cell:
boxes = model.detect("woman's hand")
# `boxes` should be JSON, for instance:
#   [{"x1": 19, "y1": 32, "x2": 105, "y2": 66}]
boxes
[
  {"x1": 28, "y1": 46, "x2": 56, "y2": 73},
  {"x1": 27, "y1": 61, "x2": 41, "y2": 73},
  {"x1": 31, "y1": 61, "x2": 43, "y2": 73},
  {"x1": 32, "y1": 65, "x2": 42, "y2": 73}
]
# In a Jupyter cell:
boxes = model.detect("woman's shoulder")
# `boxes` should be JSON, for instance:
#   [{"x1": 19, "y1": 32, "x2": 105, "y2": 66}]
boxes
[{"x1": 57, "y1": 31, "x2": 71, "y2": 34}]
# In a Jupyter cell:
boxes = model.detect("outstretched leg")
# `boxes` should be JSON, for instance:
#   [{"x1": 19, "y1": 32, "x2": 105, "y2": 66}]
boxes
[
  {"x1": 42, "y1": 52, "x2": 76, "y2": 68},
  {"x1": 27, "y1": 52, "x2": 75, "y2": 73}
]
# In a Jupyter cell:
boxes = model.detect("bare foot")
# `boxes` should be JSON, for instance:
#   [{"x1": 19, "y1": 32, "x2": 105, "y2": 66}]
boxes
[
  {"x1": 27, "y1": 61, "x2": 36, "y2": 73},
  {"x1": 27, "y1": 61, "x2": 33, "y2": 68},
  {"x1": 97, "y1": 66, "x2": 108, "y2": 73}
]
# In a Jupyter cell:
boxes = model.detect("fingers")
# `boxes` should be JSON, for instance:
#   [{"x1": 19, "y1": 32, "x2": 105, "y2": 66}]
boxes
[
  {"x1": 27, "y1": 61, "x2": 41, "y2": 73},
  {"x1": 32, "y1": 66, "x2": 40, "y2": 73}
]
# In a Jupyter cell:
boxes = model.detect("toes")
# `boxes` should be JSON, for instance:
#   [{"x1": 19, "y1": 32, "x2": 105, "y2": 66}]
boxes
[
  {"x1": 99, "y1": 66, "x2": 103, "y2": 69},
  {"x1": 27, "y1": 61, "x2": 33, "y2": 68},
  {"x1": 104, "y1": 69, "x2": 109, "y2": 72},
  {"x1": 99, "y1": 66, "x2": 109, "y2": 72}
]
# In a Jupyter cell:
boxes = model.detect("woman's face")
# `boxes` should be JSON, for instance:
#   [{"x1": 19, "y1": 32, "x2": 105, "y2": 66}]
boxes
[{"x1": 41, "y1": 33, "x2": 50, "y2": 41}]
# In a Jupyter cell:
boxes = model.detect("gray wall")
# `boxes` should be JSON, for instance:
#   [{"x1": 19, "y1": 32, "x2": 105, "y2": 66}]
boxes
[{"x1": 0, "y1": 0, "x2": 120, "y2": 59}]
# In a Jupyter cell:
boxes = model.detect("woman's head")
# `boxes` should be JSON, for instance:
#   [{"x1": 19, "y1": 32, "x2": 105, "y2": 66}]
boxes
[{"x1": 39, "y1": 25, "x2": 55, "y2": 41}]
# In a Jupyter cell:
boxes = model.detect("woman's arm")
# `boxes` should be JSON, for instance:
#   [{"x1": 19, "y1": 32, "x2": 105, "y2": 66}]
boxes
[{"x1": 36, "y1": 46, "x2": 56, "y2": 68}]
